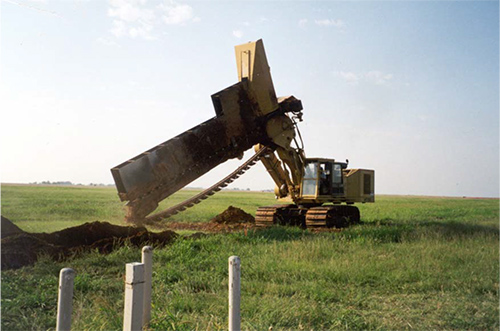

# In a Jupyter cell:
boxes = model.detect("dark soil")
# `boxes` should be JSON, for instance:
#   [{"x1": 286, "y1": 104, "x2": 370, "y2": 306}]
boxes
[
  {"x1": 148, "y1": 206, "x2": 257, "y2": 233},
  {"x1": 1, "y1": 205, "x2": 254, "y2": 270},
  {"x1": 162, "y1": 220, "x2": 255, "y2": 233},
  {"x1": 1, "y1": 216, "x2": 25, "y2": 238},
  {"x1": 1, "y1": 234, "x2": 61, "y2": 270},
  {"x1": 210, "y1": 206, "x2": 255, "y2": 224},
  {"x1": 1, "y1": 219, "x2": 177, "y2": 270},
  {"x1": 33, "y1": 221, "x2": 147, "y2": 248}
]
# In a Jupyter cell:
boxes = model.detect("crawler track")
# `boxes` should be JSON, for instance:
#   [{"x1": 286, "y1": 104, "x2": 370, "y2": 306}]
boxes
[
  {"x1": 305, "y1": 205, "x2": 360, "y2": 228},
  {"x1": 257, "y1": 204, "x2": 360, "y2": 229},
  {"x1": 145, "y1": 147, "x2": 270, "y2": 223},
  {"x1": 255, "y1": 204, "x2": 306, "y2": 227},
  {"x1": 255, "y1": 205, "x2": 280, "y2": 227}
]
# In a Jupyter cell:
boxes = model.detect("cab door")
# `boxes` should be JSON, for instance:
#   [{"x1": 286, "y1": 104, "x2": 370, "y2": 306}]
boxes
[
  {"x1": 331, "y1": 163, "x2": 344, "y2": 195},
  {"x1": 301, "y1": 161, "x2": 318, "y2": 197}
]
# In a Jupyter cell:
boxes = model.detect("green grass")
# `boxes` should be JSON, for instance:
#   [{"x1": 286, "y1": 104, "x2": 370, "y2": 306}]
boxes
[
  {"x1": 0, "y1": 184, "x2": 278, "y2": 232},
  {"x1": 1, "y1": 184, "x2": 499, "y2": 330}
]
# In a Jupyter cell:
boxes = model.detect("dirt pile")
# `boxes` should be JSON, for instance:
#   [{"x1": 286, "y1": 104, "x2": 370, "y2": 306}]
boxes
[
  {"x1": 1, "y1": 219, "x2": 178, "y2": 270},
  {"x1": 1, "y1": 216, "x2": 25, "y2": 238},
  {"x1": 2, "y1": 233, "x2": 61, "y2": 270},
  {"x1": 156, "y1": 206, "x2": 256, "y2": 233},
  {"x1": 34, "y1": 221, "x2": 146, "y2": 248},
  {"x1": 1, "y1": 206, "x2": 256, "y2": 269},
  {"x1": 210, "y1": 206, "x2": 255, "y2": 224}
]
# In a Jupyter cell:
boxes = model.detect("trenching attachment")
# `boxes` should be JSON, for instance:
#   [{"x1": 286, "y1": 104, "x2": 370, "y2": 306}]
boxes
[{"x1": 143, "y1": 147, "x2": 270, "y2": 223}]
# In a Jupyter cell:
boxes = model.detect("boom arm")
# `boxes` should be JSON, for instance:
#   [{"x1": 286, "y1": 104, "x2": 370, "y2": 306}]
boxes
[{"x1": 255, "y1": 97, "x2": 307, "y2": 203}]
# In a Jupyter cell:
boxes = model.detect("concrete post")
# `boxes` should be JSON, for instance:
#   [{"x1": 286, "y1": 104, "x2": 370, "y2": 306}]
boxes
[
  {"x1": 228, "y1": 256, "x2": 241, "y2": 331},
  {"x1": 141, "y1": 246, "x2": 153, "y2": 327},
  {"x1": 123, "y1": 262, "x2": 145, "y2": 331},
  {"x1": 56, "y1": 268, "x2": 75, "y2": 331}
]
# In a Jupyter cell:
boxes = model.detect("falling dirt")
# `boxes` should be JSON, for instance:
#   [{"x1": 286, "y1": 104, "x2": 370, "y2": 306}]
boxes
[{"x1": 1, "y1": 218, "x2": 177, "y2": 270}]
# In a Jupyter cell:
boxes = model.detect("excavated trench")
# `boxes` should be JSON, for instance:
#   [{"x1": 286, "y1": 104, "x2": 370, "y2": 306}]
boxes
[
  {"x1": 1, "y1": 206, "x2": 256, "y2": 270},
  {"x1": 1, "y1": 216, "x2": 178, "y2": 270}
]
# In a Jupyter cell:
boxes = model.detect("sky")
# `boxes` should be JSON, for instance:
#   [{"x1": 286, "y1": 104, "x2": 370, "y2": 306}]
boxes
[{"x1": 1, "y1": 0, "x2": 499, "y2": 198}]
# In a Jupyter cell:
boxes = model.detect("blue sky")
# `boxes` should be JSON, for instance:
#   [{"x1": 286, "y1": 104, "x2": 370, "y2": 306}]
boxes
[{"x1": 1, "y1": 0, "x2": 498, "y2": 197}]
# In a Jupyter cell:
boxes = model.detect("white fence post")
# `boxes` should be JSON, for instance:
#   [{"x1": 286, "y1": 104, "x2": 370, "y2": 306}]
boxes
[
  {"x1": 141, "y1": 246, "x2": 153, "y2": 327},
  {"x1": 123, "y1": 262, "x2": 145, "y2": 331},
  {"x1": 56, "y1": 268, "x2": 75, "y2": 331},
  {"x1": 228, "y1": 256, "x2": 241, "y2": 331}
]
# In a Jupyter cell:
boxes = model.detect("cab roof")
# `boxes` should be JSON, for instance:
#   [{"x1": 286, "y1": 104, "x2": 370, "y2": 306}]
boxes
[{"x1": 305, "y1": 157, "x2": 338, "y2": 163}]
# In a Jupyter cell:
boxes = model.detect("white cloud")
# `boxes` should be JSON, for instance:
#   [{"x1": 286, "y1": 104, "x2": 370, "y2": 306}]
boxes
[
  {"x1": 160, "y1": 3, "x2": 198, "y2": 25},
  {"x1": 298, "y1": 18, "x2": 308, "y2": 28},
  {"x1": 129, "y1": 23, "x2": 155, "y2": 39},
  {"x1": 108, "y1": 0, "x2": 154, "y2": 23},
  {"x1": 110, "y1": 19, "x2": 127, "y2": 37},
  {"x1": 338, "y1": 71, "x2": 360, "y2": 85},
  {"x1": 106, "y1": 0, "x2": 199, "y2": 40},
  {"x1": 365, "y1": 71, "x2": 393, "y2": 85},
  {"x1": 108, "y1": 0, "x2": 156, "y2": 39},
  {"x1": 315, "y1": 19, "x2": 345, "y2": 28},
  {"x1": 233, "y1": 30, "x2": 243, "y2": 38}
]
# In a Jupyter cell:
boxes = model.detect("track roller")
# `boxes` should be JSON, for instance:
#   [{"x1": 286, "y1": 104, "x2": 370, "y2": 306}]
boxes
[
  {"x1": 305, "y1": 205, "x2": 360, "y2": 228},
  {"x1": 255, "y1": 205, "x2": 306, "y2": 227}
]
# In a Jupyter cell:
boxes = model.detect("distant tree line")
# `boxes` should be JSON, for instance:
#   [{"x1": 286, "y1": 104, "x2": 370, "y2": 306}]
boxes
[
  {"x1": 29, "y1": 181, "x2": 115, "y2": 187},
  {"x1": 27, "y1": 182, "x2": 269, "y2": 191}
]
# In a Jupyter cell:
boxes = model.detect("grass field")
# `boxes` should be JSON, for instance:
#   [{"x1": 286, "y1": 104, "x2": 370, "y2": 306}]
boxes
[
  {"x1": 1, "y1": 184, "x2": 278, "y2": 232},
  {"x1": 1, "y1": 184, "x2": 499, "y2": 330}
]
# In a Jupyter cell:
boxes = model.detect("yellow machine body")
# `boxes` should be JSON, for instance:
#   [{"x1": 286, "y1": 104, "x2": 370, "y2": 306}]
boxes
[
  {"x1": 234, "y1": 40, "x2": 278, "y2": 116},
  {"x1": 294, "y1": 158, "x2": 374, "y2": 205}
]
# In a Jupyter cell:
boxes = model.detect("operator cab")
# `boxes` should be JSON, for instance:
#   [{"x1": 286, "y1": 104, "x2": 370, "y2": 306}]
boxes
[{"x1": 301, "y1": 158, "x2": 348, "y2": 198}]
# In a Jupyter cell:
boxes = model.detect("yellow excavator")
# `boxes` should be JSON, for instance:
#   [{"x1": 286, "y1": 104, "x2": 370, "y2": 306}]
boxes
[{"x1": 111, "y1": 39, "x2": 374, "y2": 228}]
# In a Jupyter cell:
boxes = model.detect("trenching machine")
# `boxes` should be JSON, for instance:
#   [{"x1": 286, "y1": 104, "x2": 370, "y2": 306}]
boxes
[{"x1": 111, "y1": 39, "x2": 374, "y2": 228}]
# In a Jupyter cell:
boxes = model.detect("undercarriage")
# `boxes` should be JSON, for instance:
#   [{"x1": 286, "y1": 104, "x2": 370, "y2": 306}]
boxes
[{"x1": 255, "y1": 204, "x2": 360, "y2": 228}]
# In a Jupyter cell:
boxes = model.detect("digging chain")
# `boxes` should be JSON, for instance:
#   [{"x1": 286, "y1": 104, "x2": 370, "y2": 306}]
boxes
[{"x1": 144, "y1": 147, "x2": 270, "y2": 223}]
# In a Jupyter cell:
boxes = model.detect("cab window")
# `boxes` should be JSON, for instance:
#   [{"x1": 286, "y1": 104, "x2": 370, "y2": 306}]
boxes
[
  {"x1": 332, "y1": 164, "x2": 342, "y2": 184},
  {"x1": 302, "y1": 162, "x2": 318, "y2": 196}
]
